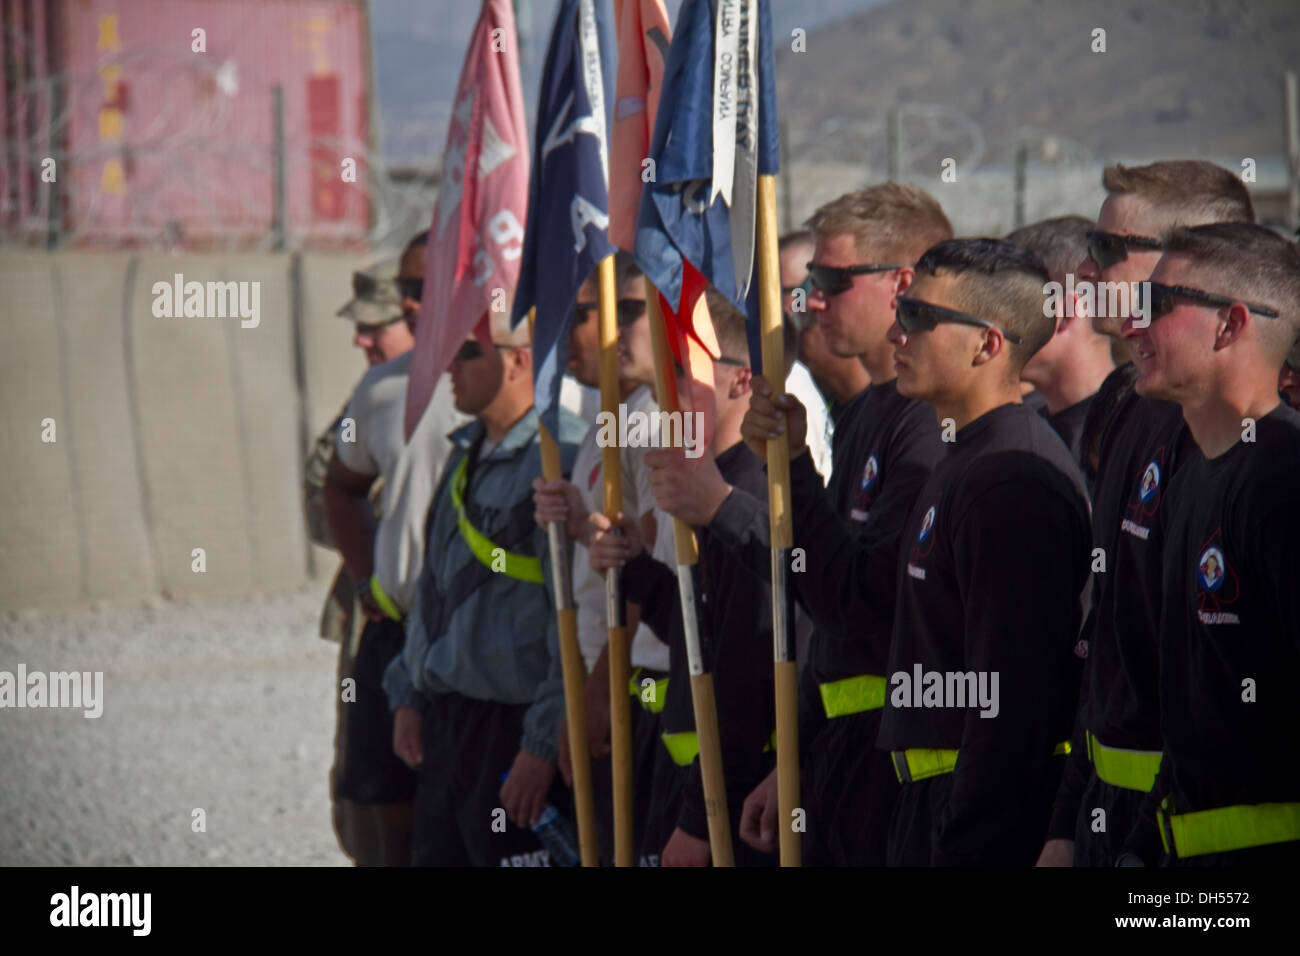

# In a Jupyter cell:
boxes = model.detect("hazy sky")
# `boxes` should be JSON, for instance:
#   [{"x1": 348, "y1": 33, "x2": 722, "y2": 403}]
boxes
[{"x1": 369, "y1": 0, "x2": 889, "y2": 163}]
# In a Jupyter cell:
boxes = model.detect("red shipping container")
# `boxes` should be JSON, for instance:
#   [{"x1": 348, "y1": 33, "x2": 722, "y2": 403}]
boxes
[{"x1": 1, "y1": 0, "x2": 374, "y2": 247}]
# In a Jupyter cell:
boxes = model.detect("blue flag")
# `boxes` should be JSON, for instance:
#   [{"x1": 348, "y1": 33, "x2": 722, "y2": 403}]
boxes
[
  {"x1": 633, "y1": 0, "x2": 780, "y2": 368},
  {"x1": 511, "y1": 0, "x2": 617, "y2": 435}
]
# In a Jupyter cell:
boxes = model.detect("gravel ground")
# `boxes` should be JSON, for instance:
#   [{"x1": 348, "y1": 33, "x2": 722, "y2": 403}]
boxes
[{"x1": 0, "y1": 587, "x2": 348, "y2": 866}]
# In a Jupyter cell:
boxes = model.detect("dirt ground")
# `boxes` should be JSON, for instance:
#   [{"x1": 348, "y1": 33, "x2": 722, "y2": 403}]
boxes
[{"x1": 0, "y1": 587, "x2": 349, "y2": 866}]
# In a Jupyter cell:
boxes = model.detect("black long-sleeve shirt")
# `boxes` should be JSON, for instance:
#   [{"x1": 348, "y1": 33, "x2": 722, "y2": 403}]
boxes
[
  {"x1": 1047, "y1": 372, "x2": 1192, "y2": 839},
  {"x1": 709, "y1": 381, "x2": 944, "y2": 750},
  {"x1": 621, "y1": 441, "x2": 773, "y2": 842},
  {"x1": 1124, "y1": 404, "x2": 1300, "y2": 861},
  {"x1": 878, "y1": 402, "x2": 1091, "y2": 866}
]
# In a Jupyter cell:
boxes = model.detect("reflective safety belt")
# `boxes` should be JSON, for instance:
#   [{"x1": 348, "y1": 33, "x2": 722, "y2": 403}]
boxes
[
  {"x1": 660, "y1": 728, "x2": 778, "y2": 766},
  {"x1": 628, "y1": 669, "x2": 668, "y2": 714},
  {"x1": 661, "y1": 730, "x2": 699, "y2": 767},
  {"x1": 819, "y1": 674, "x2": 887, "y2": 719},
  {"x1": 1086, "y1": 730, "x2": 1162, "y2": 793},
  {"x1": 449, "y1": 456, "x2": 543, "y2": 584},
  {"x1": 368, "y1": 574, "x2": 403, "y2": 622},
  {"x1": 893, "y1": 741, "x2": 1071, "y2": 784},
  {"x1": 1157, "y1": 796, "x2": 1300, "y2": 859}
]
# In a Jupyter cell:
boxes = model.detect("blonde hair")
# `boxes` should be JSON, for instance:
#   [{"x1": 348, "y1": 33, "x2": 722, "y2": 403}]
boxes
[{"x1": 806, "y1": 182, "x2": 953, "y2": 263}]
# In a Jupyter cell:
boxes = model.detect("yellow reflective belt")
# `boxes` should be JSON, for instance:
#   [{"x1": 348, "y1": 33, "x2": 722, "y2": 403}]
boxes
[
  {"x1": 449, "y1": 456, "x2": 543, "y2": 584},
  {"x1": 368, "y1": 574, "x2": 403, "y2": 622},
  {"x1": 1086, "y1": 730, "x2": 1162, "y2": 793},
  {"x1": 819, "y1": 674, "x2": 887, "y2": 719},
  {"x1": 628, "y1": 669, "x2": 668, "y2": 714},
  {"x1": 1158, "y1": 795, "x2": 1300, "y2": 859},
  {"x1": 893, "y1": 741, "x2": 1071, "y2": 784},
  {"x1": 660, "y1": 730, "x2": 699, "y2": 767},
  {"x1": 762, "y1": 728, "x2": 777, "y2": 753}
]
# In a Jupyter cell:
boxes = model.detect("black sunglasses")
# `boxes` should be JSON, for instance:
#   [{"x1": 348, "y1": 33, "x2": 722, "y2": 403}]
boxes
[
  {"x1": 896, "y1": 296, "x2": 1023, "y2": 344},
  {"x1": 1085, "y1": 230, "x2": 1162, "y2": 270},
  {"x1": 806, "y1": 262, "x2": 905, "y2": 297},
  {"x1": 1144, "y1": 282, "x2": 1279, "y2": 321},
  {"x1": 453, "y1": 340, "x2": 515, "y2": 362},
  {"x1": 572, "y1": 298, "x2": 648, "y2": 327},
  {"x1": 396, "y1": 277, "x2": 423, "y2": 302}
]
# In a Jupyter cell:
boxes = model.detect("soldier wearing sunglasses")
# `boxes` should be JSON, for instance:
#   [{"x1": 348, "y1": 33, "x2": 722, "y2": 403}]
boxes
[
  {"x1": 712, "y1": 185, "x2": 953, "y2": 865},
  {"x1": 878, "y1": 238, "x2": 1091, "y2": 867},
  {"x1": 1038, "y1": 161, "x2": 1256, "y2": 869},
  {"x1": 321, "y1": 230, "x2": 468, "y2": 866},
  {"x1": 1116, "y1": 222, "x2": 1300, "y2": 866},
  {"x1": 530, "y1": 252, "x2": 674, "y2": 865}
]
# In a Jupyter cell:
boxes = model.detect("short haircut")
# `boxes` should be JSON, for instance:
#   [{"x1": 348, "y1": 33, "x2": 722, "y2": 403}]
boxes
[
  {"x1": 805, "y1": 182, "x2": 953, "y2": 264},
  {"x1": 704, "y1": 285, "x2": 797, "y2": 376},
  {"x1": 406, "y1": 229, "x2": 430, "y2": 251},
  {"x1": 913, "y1": 238, "x2": 1054, "y2": 371},
  {"x1": 580, "y1": 250, "x2": 644, "y2": 298},
  {"x1": 1006, "y1": 215, "x2": 1094, "y2": 285},
  {"x1": 1162, "y1": 221, "x2": 1300, "y2": 364},
  {"x1": 615, "y1": 250, "x2": 643, "y2": 291},
  {"x1": 778, "y1": 230, "x2": 813, "y2": 253},
  {"x1": 1102, "y1": 160, "x2": 1255, "y2": 233}
]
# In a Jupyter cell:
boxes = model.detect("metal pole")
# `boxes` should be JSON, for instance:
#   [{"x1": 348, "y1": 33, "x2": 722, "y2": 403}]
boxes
[
  {"x1": 887, "y1": 108, "x2": 901, "y2": 181},
  {"x1": 271, "y1": 84, "x2": 286, "y2": 251},
  {"x1": 1013, "y1": 141, "x2": 1028, "y2": 231},
  {"x1": 1285, "y1": 71, "x2": 1299, "y2": 230}
]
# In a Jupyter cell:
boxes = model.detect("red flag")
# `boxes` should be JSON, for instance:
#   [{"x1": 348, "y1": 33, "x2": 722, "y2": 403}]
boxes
[
  {"x1": 404, "y1": 0, "x2": 530, "y2": 438},
  {"x1": 608, "y1": 0, "x2": 671, "y2": 253}
]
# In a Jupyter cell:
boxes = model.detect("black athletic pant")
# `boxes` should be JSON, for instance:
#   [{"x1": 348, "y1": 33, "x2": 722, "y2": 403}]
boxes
[
  {"x1": 590, "y1": 671, "x2": 670, "y2": 866},
  {"x1": 410, "y1": 692, "x2": 570, "y2": 867},
  {"x1": 1072, "y1": 771, "x2": 1149, "y2": 867},
  {"x1": 806, "y1": 710, "x2": 897, "y2": 866},
  {"x1": 641, "y1": 751, "x2": 778, "y2": 867},
  {"x1": 335, "y1": 617, "x2": 417, "y2": 805},
  {"x1": 887, "y1": 759, "x2": 1064, "y2": 866}
]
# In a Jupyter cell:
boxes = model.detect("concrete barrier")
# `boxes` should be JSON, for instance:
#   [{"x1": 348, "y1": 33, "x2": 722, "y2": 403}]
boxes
[{"x1": 0, "y1": 251, "x2": 364, "y2": 612}]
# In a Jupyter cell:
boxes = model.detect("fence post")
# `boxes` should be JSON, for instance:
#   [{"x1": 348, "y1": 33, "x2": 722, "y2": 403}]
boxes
[
  {"x1": 1013, "y1": 141, "x2": 1028, "y2": 231},
  {"x1": 271, "y1": 84, "x2": 286, "y2": 251}
]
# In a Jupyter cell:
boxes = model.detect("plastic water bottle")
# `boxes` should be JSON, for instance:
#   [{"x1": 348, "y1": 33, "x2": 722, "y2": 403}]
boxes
[
  {"x1": 531, "y1": 804, "x2": 580, "y2": 867},
  {"x1": 498, "y1": 771, "x2": 580, "y2": 867}
]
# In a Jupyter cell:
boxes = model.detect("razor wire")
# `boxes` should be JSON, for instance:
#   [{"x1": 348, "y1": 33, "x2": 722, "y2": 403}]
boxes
[{"x1": 0, "y1": 33, "x2": 435, "y2": 252}]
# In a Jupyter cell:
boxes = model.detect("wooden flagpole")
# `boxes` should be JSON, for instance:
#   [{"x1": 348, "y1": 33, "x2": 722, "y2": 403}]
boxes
[
  {"x1": 756, "y1": 175, "x2": 801, "y2": 866},
  {"x1": 596, "y1": 254, "x2": 636, "y2": 866},
  {"x1": 644, "y1": 280, "x2": 734, "y2": 867},
  {"x1": 530, "y1": 308, "x2": 599, "y2": 866}
]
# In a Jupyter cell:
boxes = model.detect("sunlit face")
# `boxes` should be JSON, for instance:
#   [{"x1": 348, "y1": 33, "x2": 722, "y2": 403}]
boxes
[
  {"x1": 887, "y1": 274, "x2": 987, "y2": 405},
  {"x1": 810, "y1": 232, "x2": 905, "y2": 361},
  {"x1": 1125, "y1": 254, "x2": 1224, "y2": 403},
  {"x1": 567, "y1": 280, "x2": 601, "y2": 388},
  {"x1": 617, "y1": 277, "x2": 656, "y2": 388},
  {"x1": 353, "y1": 319, "x2": 413, "y2": 366},
  {"x1": 1078, "y1": 194, "x2": 1165, "y2": 340},
  {"x1": 449, "y1": 327, "x2": 508, "y2": 415}
]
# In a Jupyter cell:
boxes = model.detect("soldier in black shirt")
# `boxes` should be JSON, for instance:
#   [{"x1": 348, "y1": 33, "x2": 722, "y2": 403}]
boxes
[
  {"x1": 876, "y1": 239, "x2": 1091, "y2": 867},
  {"x1": 587, "y1": 295, "x2": 792, "y2": 866},
  {"x1": 681, "y1": 185, "x2": 953, "y2": 865},
  {"x1": 1009, "y1": 216, "x2": 1111, "y2": 495},
  {"x1": 1040, "y1": 161, "x2": 1257, "y2": 867},
  {"x1": 1120, "y1": 223, "x2": 1300, "y2": 864}
]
